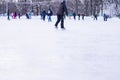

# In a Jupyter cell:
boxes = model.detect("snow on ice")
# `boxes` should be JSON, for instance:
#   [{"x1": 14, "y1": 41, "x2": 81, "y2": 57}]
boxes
[{"x1": 0, "y1": 16, "x2": 120, "y2": 80}]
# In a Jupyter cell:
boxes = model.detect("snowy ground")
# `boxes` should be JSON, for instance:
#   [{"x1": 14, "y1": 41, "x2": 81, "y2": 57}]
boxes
[{"x1": 0, "y1": 16, "x2": 120, "y2": 80}]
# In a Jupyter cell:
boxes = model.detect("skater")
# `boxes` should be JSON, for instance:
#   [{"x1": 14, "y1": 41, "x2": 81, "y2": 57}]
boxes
[
  {"x1": 103, "y1": 13, "x2": 108, "y2": 21},
  {"x1": 55, "y1": 0, "x2": 68, "y2": 30},
  {"x1": 94, "y1": 13, "x2": 98, "y2": 20},
  {"x1": 13, "y1": 12, "x2": 17, "y2": 19},
  {"x1": 73, "y1": 12, "x2": 76, "y2": 20},
  {"x1": 47, "y1": 8, "x2": 53, "y2": 22},
  {"x1": 26, "y1": 13, "x2": 30, "y2": 19},
  {"x1": 41, "y1": 10, "x2": 46, "y2": 21},
  {"x1": 7, "y1": 9, "x2": 10, "y2": 20},
  {"x1": 82, "y1": 13, "x2": 85, "y2": 20},
  {"x1": 78, "y1": 13, "x2": 80, "y2": 20},
  {"x1": 18, "y1": 13, "x2": 21, "y2": 19}
]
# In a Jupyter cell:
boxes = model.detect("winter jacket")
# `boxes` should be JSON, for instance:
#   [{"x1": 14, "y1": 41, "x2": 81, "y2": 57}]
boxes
[
  {"x1": 47, "y1": 9, "x2": 53, "y2": 16},
  {"x1": 57, "y1": 2, "x2": 68, "y2": 16}
]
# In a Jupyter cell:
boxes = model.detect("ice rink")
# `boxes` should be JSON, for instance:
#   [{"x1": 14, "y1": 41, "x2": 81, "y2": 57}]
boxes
[{"x1": 0, "y1": 16, "x2": 120, "y2": 80}]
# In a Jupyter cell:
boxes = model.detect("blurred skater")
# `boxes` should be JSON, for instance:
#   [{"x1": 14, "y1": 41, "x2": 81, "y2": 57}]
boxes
[{"x1": 55, "y1": 0, "x2": 68, "y2": 30}]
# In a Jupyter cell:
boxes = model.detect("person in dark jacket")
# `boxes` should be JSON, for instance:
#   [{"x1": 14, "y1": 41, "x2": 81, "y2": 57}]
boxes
[
  {"x1": 18, "y1": 13, "x2": 21, "y2": 19},
  {"x1": 78, "y1": 13, "x2": 80, "y2": 20},
  {"x1": 103, "y1": 13, "x2": 108, "y2": 21},
  {"x1": 7, "y1": 9, "x2": 10, "y2": 20},
  {"x1": 82, "y1": 14, "x2": 85, "y2": 20},
  {"x1": 73, "y1": 12, "x2": 76, "y2": 20},
  {"x1": 42, "y1": 10, "x2": 46, "y2": 21},
  {"x1": 47, "y1": 8, "x2": 53, "y2": 22},
  {"x1": 94, "y1": 13, "x2": 98, "y2": 20},
  {"x1": 55, "y1": 0, "x2": 68, "y2": 29},
  {"x1": 26, "y1": 13, "x2": 30, "y2": 19}
]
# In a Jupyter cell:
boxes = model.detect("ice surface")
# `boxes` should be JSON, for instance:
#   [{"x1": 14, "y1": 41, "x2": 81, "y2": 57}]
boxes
[{"x1": 0, "y1": 16, "x2": 120, "y2": 80}]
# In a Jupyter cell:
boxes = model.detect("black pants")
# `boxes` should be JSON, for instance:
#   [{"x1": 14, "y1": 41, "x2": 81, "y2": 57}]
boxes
[
  {"x1": 103, "y1": 14, "x2": 108, "y2": 21},
  {"x1": 55, "y1": 15, "x2": 64, "y2": 28}
]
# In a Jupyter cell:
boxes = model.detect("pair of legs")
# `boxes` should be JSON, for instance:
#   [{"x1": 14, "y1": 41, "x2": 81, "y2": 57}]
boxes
[
  {"x1": 55, "y1": 15, "x2": 65, "y2": 29},
  {"x1": 104, "y1": 17, "x2": 108, "y2": 21},
  {"x1": 48, "y1": 16, "x2": 52, "y2": 22}
]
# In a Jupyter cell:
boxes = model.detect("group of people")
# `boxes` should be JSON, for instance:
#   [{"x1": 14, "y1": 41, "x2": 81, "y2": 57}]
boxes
[
  {"x1": 103, "y1": 13, "x2": 109, "y2": 21},
  {"x1": 26, "y1": 12, "x2": 33, "y2": 19},
  {"x1": 40, "y1": 0, "x2": 67, "y2": 30},
  {"x1": 40, "y1": 8, "x2": 53, "y2": 21},
  {"x1": 69, "y1": 12, "x2": 85, "y2": 20},
  {"x1": 93, "y1": 13, "x2": 109, "y2": 21},
  {"x1": 54, "y1": 0, "x2": 110, "y2": 30},
  {"x1": 6, "y1": 0, "x2": 110, "y2": 30},
  {"x1": 7, "y1": 10, "x2": 21, "y2": 20}
]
